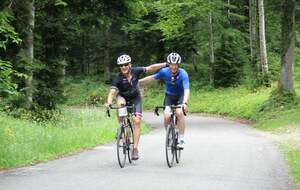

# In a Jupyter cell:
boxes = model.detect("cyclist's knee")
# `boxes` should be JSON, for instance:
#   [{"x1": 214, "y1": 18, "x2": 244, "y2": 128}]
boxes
[
  {"x1": 117, "y1": 101, "x2": 126, "y2": 107},
  {"x1": 176, "y1": 109, "x2": 184, "y2": 117},
  {"x1": 133, "y1": 117, "x2": 141, "y2": 127},
  {"x1": 164, "y1": 114, "x2": 171, "y2": 120},
  {"x1": 116, "y1": 97, "x2": 126, "y2": 107}
]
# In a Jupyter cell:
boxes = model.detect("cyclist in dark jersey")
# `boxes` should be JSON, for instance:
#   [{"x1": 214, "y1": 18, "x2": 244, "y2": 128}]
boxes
[
  {"x1": 106, "y1": 54, "x2": 167, "y2": 160},
  {"x1": 139, "y1": 52, "x2": 190, "y2": 149}
]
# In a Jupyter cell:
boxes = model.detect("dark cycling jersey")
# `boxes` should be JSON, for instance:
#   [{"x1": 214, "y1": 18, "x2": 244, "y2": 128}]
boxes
[
  {"x1": 154, "y1": 67, "x2": 189, "y2": 97},
  {"x1": 111, "y1": 67, "x2": 146, "y2": 99}
]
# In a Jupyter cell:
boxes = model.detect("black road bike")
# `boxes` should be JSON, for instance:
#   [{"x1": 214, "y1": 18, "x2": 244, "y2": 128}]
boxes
[
  {"x1": 107, "y1": 105, "x2": 135, "y2": 168},
  {"x1": 154, "y1": 105, "x2": 186, "y2": 168}
]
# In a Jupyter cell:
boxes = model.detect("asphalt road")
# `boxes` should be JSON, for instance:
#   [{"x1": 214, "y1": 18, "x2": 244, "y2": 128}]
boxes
[{"x1": 0, "y1": 112, "x2": 294, "y2": 190}]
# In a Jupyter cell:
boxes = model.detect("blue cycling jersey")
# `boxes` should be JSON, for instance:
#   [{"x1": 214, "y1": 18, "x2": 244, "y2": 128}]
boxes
[{"x1": 154, "y1": 67, "x2": 189, "y2": 97}]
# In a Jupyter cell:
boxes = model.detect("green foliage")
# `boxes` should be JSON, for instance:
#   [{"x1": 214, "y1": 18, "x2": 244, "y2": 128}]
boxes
[
  {"x1": 34, "y1": 59, "x2": 66, "y2": 109},
  {"x1": 4, "y1": 106, "x2": 62, "y2": 123},
  {"x1": 0, "y1": 10, "x2": 21, "y2": 97},
  {"x1": 54, "y1": 0, "x2": 68, "y2": 7},
  {"x1": 214, "y1": 28, "x2": 248, "y2": 87},
  {"x1": 64, "y1": 76, "x2": 108, "y2": 106},
  {"x1": 151, "y1": 0, "x2": 213, "y2": 39},
  {"x1": 287, "y1": 150, "x2": 300, "y2": 182},
  {"x1": 0, "y1": 60, "x2": 18, "y2": 95},
  {"x1": 87, "y1": 90, "x2": 105, "y2": 106},
  {"x1": 258, "y1": 89, "x2": 297, "y2": 113},
  {"x1": 0, "y1": 107, "x2": 150, "y2": 169},
  {"x1": 0, "y1": 11, "x2": 21, "y2": 50}
]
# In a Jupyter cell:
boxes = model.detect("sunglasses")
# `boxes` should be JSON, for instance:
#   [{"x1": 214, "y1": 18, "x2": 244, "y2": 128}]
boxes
[{"x1": 120, "y1": 63, "x2": 130, "y2": 67}]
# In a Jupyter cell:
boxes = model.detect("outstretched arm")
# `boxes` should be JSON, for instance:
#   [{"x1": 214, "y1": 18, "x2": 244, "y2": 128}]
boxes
[
  {"x1": 139, "y1": 75, "x2": 156, "y2": 86},
  {"x1": 145, "y1": 62, "x2": 167, "y2": 73}
]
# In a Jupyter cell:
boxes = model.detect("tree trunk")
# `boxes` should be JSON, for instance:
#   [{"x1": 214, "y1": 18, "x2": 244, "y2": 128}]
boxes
[
  {"x1": 249, "y1": 0, "x2": 258, "y2": 71},
  {"x1": 258, "y1": 0, "x2": 269, "y2": 76},
  {"x1": 209, "y1": 13, "x2": 215, "y2": 86},
  {"x1": 104, "y1": 27, "x2": 112, "y2": 82},
  {"x1": 24, "y1": 0, "x2": 34, "y2": 109},
  {"x1": 227, "y1": 0, "x2": 230, "y2": 17},
  {"x1": 279, "y1": 0, "x2": 296, "y2": 92},
  {"x1": 191, "y1": 53, "x2": 198, "y2": 72}
]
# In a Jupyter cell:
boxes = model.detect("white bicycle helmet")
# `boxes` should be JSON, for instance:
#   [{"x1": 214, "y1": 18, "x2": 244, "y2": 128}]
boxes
[
  {"x1": 117, "y1": 54, "x2": 131, "y2": 65},
  {"x1": 167, "y1": 52, "x2": 181, "y2": 64}
]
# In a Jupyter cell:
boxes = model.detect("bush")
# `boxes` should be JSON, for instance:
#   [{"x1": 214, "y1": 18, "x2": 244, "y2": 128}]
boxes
[{"x1": 87, "y1": 90, "x2": 105, "y2": 106}]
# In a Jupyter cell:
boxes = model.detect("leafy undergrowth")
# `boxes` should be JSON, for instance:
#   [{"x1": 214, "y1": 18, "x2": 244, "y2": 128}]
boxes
[{"x1": 64, "y1": 76, "x2": 109, "y2": 106}]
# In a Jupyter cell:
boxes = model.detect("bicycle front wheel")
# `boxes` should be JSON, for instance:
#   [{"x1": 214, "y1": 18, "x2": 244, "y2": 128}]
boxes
[
  {"x1": 117, "y1": 127, "x2": 127, "y2": 168},
  {"x1": 126, "y1": 126, "x2": 134, "y2": 164},
  {"x1": 175, "y1": 131, "x2": 181, "y2": 163},
  {"x1": 165, "y1": 124, "x2": 175, "y2": 168}
]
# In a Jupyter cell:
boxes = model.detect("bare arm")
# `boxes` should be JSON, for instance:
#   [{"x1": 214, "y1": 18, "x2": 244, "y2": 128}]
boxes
[
  {"x1": 182, "y1": 89, "x2": 190, "y2": 112},
  {"x1": 139, "y1": 75, "x2": 156, "y2": 86},
  {"x1": 183, "y1": 89, "x2": 190, "y2": 104},
  {"x1": 106, "y1": 88, "x2": 117, "y2": 105},
  {"x1": 145, "y1": 62, "x2": 167, "y2": 73}
]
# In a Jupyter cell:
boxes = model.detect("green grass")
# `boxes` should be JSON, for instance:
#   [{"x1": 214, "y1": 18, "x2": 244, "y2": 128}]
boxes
[
  {"x1": 287, "y1": 150, "x2": 300, "y2": 182},
  {"x1": 0, "y1": 107, "x2": 150, "y2": 169}
]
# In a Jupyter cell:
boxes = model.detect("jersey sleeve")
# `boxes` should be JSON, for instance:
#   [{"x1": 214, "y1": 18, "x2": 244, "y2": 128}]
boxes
[
  {"x1": 111, "y1": 76, "x2": 119, "y2": 90},
  {"x1": 182, "y1": 70, "x2": 190, "y2": 90},
  {"x1": 134, "y1": 67, "x2": 147, "y2": 76},
  {"x1": 153, "y1": 68, "x2": 164, "y2": 80}
]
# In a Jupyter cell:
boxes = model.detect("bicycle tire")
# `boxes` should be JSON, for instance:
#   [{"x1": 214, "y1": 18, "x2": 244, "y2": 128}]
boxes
[
  {"x1": 175, "y1": 131, "x2": 181, "y2": 163},
  {"x1": 117, "y1": 127, "x2": 127, "y2": 168},
  {"x1": 127, "y1": 126, "x2": 134, "y2": 164},
  {"x1": 165, "y1": 124, "x2": 175, "y2": 168}
]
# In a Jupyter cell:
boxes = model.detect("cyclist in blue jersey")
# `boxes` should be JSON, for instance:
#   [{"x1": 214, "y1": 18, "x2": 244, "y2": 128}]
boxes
[
  {"x1": 106, "y1": 54, "x2": 167, "y2": 160},
  {"x1": 139, "y1": 52, "x2": 190, "y2": 148}
]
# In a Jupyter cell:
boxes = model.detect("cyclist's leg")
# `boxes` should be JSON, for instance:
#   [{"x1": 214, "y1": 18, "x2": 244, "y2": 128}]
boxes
[
  {"x1": 131, "y1": 96, "x2": 142, "y2": 159},
  {"x1": 163, "y1": 94, "x2": 172, "y2": 128},
  {"x1": 176, "y1": 95, "x2": 185, "y2": 138},
  {"x1": 116, "y1": 95, "x2": 126, "y2": 123},
  {"x1": 176, "y1": 108, "x2": 185, "y2": 135}
]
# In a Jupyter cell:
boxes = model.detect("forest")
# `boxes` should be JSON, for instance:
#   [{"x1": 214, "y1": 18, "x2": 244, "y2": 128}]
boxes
[
  {"x1": 0, "y1": 0, "x2": 298, "y2": 111},
  {"x1": 0, "y1": 0, "x2": 300, "y2": 185}
]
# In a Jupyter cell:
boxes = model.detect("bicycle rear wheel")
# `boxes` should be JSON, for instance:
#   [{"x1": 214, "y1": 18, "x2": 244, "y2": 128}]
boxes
[
  {"x1": 175, "y1": 131, "x2": 181, "y2": 163},
  {"x1": 165, "y1": 124, "x2": 175, "y2": 168},
  {"x1": 126, "y1": 126, "x2": 134, "y2": 164},
  {"x1": 117, "y1": 127, "x2": 127, "y2": 168}
]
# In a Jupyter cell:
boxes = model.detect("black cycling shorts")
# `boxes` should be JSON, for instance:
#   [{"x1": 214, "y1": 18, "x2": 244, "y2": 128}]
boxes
[
  {"x1": 163, "y1": 93, "x2": 184, "y2": 106},
  {"x1": 117, "y1": 95, "x2": 143, "y2": 117}
]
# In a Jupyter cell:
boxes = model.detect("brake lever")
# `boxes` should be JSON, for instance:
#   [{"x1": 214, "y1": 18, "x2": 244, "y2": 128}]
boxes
[
  {"x1": 182, "y1": 106, "x2": 187, "y2": 116},
  {"x1": 154, "y1": 107, "x2": 159, "y2": 116},
  {"x1": 106, "y1": 108, "x2": 111, "y2": 117}
]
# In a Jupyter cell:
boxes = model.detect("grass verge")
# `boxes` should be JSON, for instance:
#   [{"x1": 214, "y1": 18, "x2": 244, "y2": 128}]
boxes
[{"x1": 0, "y1": 107, "x2": 150, "y2": 169}]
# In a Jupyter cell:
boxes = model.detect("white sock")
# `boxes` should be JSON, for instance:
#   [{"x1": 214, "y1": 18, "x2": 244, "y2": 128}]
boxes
[{"x1": 179, "y1": 135, "x2": 184, "y2": 141}]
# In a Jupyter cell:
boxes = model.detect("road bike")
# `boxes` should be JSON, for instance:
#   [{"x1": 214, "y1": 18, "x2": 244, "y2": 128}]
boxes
[
  {"x1": 154, "y1": 105, "x2": 186, "y2": 168},
  {"x1": 107, "y1": 105, "x2": 135, "y2": 168}
]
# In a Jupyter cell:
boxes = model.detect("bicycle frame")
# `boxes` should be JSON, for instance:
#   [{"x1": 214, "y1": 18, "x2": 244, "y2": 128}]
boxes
[
  {"x1": 154, "y1": 105, "x2": 186, "y2": 167},
  {"x1": 107, "y1": 105, "x2": 135, "y2": 168}
]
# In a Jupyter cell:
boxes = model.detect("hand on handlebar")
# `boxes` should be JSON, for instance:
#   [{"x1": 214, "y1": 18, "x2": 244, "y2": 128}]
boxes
[
  {"x1": 182, "y1": 103, "x2": 188, "y2": 114},
  {"x1": 105, "y1": 103, "x2": 112, "y2": 109}
]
